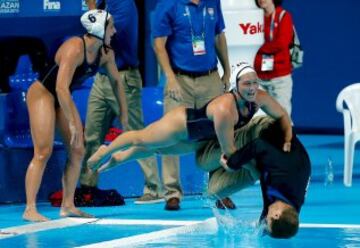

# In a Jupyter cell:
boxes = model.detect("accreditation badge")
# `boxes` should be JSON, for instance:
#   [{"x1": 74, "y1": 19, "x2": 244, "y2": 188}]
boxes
[
  {"x1": 261, "y1": 55, "x2": 274, "y2": 71},
  {"x1": 192, "y1": 36, "x2": 206, "y2": 56},
  {"x1": 208, "y1": 7, "x2": 215, "y2": 20}
]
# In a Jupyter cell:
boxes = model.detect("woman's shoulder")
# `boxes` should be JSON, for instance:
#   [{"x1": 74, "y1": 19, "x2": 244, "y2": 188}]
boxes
[
  {"x1": 218, "y1": 92, "x2": 235, "y2": 104},
  {"x1": 59, "y1": 37, "x2": 83, "y2": 52},
  {"x1": 62, "y1": 36, "x2": 83, "y2": 47},
  {"x1": 207, "y1": 92, "x2": 233, "y2": 111},
  {"x1": 56, "y1": 37, "x2": 83, "y2": 62}
]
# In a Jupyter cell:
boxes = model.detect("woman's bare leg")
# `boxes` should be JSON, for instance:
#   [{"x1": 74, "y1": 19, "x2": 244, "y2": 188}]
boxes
[
  {"x1": 96, "y1": 146, "x2": 156, "y2": 172},
  {"x1": 56, "y1": 109, "x2": 93, "y2": 218},
  {"x1": 23, "y1": 82, "x2": 55, "y2": 222},
  {"x1": 88, "y1": 107, "x2": 187, "y2": 170}
]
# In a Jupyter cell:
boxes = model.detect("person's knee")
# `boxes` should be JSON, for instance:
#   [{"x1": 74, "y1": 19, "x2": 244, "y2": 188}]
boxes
[
  {"x1": 34, "y1": 147, "x2": 53, "y2": 164},
  {"x1": 70, "y1": 146, "x2": 85, "y2": 161},
  {"x1": 195, "y1": 144, "x2": 221, "y2": 171},
  {"x1": 206, "y1": 186, "x2": 218, "y2": 198},
  {"x1": 195, "y1": 150, "x2": 207, "y2": 167},
  {"x1": 131, "y1": 131, "x2": 145, "y2": 146}
]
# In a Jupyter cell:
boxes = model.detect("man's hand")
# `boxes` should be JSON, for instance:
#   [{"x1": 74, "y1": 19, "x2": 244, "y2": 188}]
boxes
[
  {"x1": 283, "y1": 141, "x2": 291, "y2": 152},
  {"x1": 120, "y1": 112, "x2": 129, "y2": 131},
  {"x1": 219, "y1": 154, "x2": 236, "y2": 172},
  {"x1": 221, "y1": 72, "x2": 230, "y2": 91},
  {"x1": 166, "y1": 76, "x2": 183, "y2": 101}
]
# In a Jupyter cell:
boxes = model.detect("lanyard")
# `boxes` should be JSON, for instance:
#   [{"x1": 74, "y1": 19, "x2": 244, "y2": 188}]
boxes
[
  {"x1": 269, "y1": 11, "x2": 276, "y2": 41},
  {"x1": 185, "y1": 5, "x2": 206, "y2": 39}
]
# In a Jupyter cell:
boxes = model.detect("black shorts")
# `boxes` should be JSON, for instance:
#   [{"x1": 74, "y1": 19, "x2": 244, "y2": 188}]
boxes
[{"x1": 186, "y1": 108, "x2": 217, "y2": 142}]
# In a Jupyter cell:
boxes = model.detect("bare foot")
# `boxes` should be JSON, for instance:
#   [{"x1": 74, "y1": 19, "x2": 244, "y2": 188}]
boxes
[
  {"x1": 23, "y1": 207, "x2": 50, "y2": 222},
  {"x1": 60, "y1": 206, "x2": 94, "y2": 218},
  {"x1": 87, "y1": 145, "x2": 108, "y2": 171}
]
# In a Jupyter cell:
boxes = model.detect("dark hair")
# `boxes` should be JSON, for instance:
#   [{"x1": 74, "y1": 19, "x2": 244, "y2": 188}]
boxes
[
  {"x1": 255, "y1": 0, "x2": 283, "y2": 8},
  {"x1": 269, "y1": 207, "x2": 299, "y2": 238},
  {"x1": 259, "y1": 120, "x2": 286, "y2": 149}
]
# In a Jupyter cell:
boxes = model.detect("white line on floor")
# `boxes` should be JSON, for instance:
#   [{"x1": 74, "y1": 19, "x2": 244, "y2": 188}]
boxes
[
  {"x1": 0, "y1": 218, "x2": 204, "y2": 240},
  {"x1": 0, "y1": 218, "x2": 98, "y2": 239},
  {"x1": 94, "y1": 219, "x2": 202, "y2": 226},
  {"x1": 76, "y1": 217, "x2": 218, "y2": 248},
  {"x1": 300, "y1": 223, "x2": 360, "y2": 229},
  {"x1": 2, "y1": 217, "x2": 360, "y2": 243}
]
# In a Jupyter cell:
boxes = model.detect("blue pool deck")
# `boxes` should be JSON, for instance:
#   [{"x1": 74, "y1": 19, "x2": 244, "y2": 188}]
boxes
[{"x1": 0, "y1": 134, "x2": 360, "y2": 247}]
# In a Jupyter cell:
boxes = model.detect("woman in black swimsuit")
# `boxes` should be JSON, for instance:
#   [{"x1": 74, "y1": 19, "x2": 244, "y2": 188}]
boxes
[
  {"x1": 23, "y1": 9, "x2": 128, "y2": 222},
  {"x1": 88, "y1": 62, "x2": 292, "y2": 174}
]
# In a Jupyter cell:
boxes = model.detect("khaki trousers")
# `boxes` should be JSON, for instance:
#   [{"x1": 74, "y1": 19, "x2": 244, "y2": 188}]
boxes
[
  {"x1": 162, "y1": 71, "x2": 224, "y2": 200},
  {"x1": 259, "y1": 74, "x2": 293, "y2": 119},
  {"x1": 80, "y1": 69, "x2": 162, "y2": 196},
  {"x1": 195, "y1": 116, "x2": 274, "y2": 198}
]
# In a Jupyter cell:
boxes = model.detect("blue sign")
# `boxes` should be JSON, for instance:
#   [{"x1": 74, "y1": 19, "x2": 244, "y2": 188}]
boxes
[
  {"x1": 0, "y1": 0, "x2": 20, "y2": 14},
  {"x1": 0, "y1": 0, "x2": 86, "y2": 18},
  {"x1": 43, "y1": 0, "x2": 61, "y2": 12}
]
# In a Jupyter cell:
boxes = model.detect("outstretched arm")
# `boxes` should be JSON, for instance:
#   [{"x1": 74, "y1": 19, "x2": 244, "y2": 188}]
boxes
[
  {"x1": 224, "y1": 138, "x2": 278, "y2": 172},
  {"x1": 257, "y1": 90, "x2": 292, "y2": 152},
  {"x1": 224, "y1": 139, "x2": 260, "y2": 171}
]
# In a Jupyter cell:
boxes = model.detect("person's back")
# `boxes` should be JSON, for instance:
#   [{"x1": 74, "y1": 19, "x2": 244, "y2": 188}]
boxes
[
  {"x1": 226, "y1": 124, "x2": 311, "y2": 212},
  {"x1": 224, "y1": 122, "x2": 311, "y2": 237},
  {"x1": 105, "y1": 0, "x2": 139, "y2": 68},
  {"x1": 39, "y1": 37, "x2": 101, "y2": 101},
  {"x1": 255, "y1": 135, "x2": 310, "y2": 213}
]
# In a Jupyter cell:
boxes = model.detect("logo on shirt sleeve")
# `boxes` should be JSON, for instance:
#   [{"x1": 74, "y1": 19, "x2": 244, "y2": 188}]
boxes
[{"x1": 207, "y1": 7, "x2": 214, "y2": 20}]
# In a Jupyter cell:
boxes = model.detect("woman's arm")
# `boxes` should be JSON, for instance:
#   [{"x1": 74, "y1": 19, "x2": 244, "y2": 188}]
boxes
[
  {"x1": 208, "y1": 97, "x2": 237, "y2": 157},
  {"x1": 257, "y1": 90, "x2": 292, "y2": 151},
  {"x1": 55, "y1": 40, "x2": 84, "y2": 147},
  {"x1": 102, "y1": 49, "x2": 128, "y2": 129}
]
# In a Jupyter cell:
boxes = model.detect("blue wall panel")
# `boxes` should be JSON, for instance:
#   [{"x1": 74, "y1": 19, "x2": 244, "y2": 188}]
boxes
[{"x1": 283, "y1": 1, "x2": 360, "y2": 132}]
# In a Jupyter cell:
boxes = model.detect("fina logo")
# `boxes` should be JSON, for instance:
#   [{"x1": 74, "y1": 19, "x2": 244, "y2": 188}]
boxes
[{"x1": 43, "y1": 0, "x2": 61, "y2": 11}]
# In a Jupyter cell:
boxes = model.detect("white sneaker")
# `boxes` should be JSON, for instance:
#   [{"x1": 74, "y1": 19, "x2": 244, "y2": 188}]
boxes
[{"x1": 134, "y1": 194, "x2": 164, "y2": 204}]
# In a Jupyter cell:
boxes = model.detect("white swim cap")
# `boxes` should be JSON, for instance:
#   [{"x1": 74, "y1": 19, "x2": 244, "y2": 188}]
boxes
[
  {"x1": 81, "y1": 9, "x2": 112, "y2": 40},
  {"x1": 229, "y1": 62, "x2": 256, "y2": 91}
]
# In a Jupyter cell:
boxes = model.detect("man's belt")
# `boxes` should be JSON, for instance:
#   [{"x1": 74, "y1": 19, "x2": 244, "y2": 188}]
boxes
[
  {"x1": 99, "y1": 65, "x2": 138, "y2": 75},
  {"x1": 118, "y1": 65, "x2": 138, "y2": 71},
  {"x1": 173, "y1": 67, "x2": 218, "y2": 78}
]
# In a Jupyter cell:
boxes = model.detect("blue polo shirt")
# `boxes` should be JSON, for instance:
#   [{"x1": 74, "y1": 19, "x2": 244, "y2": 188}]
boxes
[
  {"x1": 151, "y1": 0, "x2": 225, "y2": 72},
  {"x1": 98, "y1": 0, "x2": 139, "y2": 68}
]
